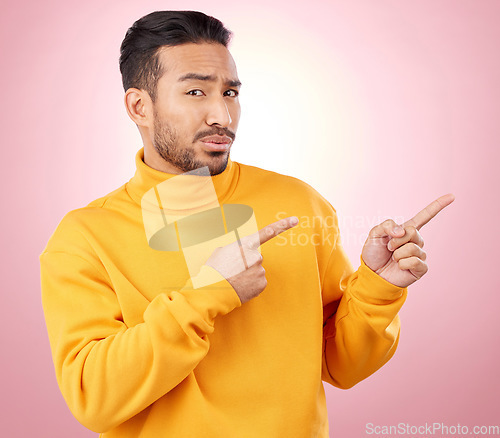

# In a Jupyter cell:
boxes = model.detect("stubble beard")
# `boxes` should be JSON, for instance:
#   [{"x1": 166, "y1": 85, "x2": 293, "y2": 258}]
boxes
[{"x1": 153, "y1": 113, "x2": 230, "y2": 176}]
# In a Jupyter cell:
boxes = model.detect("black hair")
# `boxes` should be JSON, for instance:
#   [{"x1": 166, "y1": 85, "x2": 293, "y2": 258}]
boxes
[{"x1": 119, "y1": 10, "x2": 233, "y2": 103}]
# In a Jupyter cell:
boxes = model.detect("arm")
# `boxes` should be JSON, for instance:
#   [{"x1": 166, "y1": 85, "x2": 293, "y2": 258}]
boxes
[
  {"x1": 321, "y1": 248, "x2": 407, "y2": 389},
  {"x1": 40, "y1": 214, "x2": 297, "y2": 433},
  {"x1": 321, "y1": 194, "x2": 454, "y2": 388},
  {"x1": 40, "y1": 250, "x2": 240, "y2": 432}
]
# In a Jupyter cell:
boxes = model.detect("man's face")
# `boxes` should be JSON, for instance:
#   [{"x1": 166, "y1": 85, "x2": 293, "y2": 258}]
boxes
[{"x1": 151, "y1": 42, "x2": 241, "y2": 176}]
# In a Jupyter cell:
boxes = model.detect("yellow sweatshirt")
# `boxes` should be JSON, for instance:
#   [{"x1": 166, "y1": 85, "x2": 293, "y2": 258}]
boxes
[{"x1": 40, "y1": 148, "x2": 407, "y2": 437}]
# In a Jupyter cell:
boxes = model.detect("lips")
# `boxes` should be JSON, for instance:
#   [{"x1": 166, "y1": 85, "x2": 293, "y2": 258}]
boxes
[{"x1": 199, "y1": 135, "x2": 232, "y2": 151}]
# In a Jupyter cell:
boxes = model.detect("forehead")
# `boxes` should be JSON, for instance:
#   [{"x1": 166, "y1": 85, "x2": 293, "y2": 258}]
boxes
[{"x1": 156, "y1": 42, "x2": 238, "y2": 85}]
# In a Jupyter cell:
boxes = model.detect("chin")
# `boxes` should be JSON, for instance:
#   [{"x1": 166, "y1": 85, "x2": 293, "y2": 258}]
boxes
[{"x1": 204, "y1": 151, "x2": 229, "y2": 176}]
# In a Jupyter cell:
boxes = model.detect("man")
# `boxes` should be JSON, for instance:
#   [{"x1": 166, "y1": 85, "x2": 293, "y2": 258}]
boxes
[{"x1": 40, "y1": 10, "x2": 454, "y2": 437}]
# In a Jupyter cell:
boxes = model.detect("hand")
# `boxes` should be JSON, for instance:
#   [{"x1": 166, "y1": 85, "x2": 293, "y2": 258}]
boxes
[
  {"x1": 361, "y1": 194, "x2": 455, "y2": 288},
  {"x1": 206, "y1": 216, "x2": 299, "y2": 303}
]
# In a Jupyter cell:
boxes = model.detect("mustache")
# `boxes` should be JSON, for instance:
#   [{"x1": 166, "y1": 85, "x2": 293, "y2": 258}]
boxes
[{"x1": 193, "y1": 127, "x2": 236, "y2": 143}]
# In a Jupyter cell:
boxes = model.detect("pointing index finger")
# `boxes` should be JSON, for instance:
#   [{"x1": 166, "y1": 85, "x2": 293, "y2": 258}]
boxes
[
  {"x1": 244, "y1": 216, "x2": 299, "y2": 249},
  {"x1": 403, "y1": 193, "x2": 455, "y2": 230}
]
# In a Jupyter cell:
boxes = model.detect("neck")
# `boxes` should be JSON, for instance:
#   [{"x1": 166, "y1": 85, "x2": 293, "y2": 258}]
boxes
[
  {"x1": 143, "y1": 144, "x2": 184, "y2": 174},
  {"x1": 126, "y1": 147, "x2": 239, "y2": 207}
]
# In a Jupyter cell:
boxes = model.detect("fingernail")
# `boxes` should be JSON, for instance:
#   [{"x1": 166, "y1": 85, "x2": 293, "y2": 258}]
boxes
[
  {"x1": 290, "y1": 216, "x2": 298, "y2": 226},
  {"x1": 394, "y1": 226, "x2": 403, "y2": 234}
]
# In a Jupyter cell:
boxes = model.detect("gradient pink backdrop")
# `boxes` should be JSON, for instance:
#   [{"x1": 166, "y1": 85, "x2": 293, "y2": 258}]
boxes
[{"x1": 1, "y1": 1, "x2": 499, "y2": 436}]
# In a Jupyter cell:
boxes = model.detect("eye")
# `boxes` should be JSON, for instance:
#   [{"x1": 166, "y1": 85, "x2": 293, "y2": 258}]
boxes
[
  {"x1": 224, "y1": 89, "x2": 239, "y2": 97},
  {"x1": 187, "y1": 90, "x2": 204, "y2": 96}
]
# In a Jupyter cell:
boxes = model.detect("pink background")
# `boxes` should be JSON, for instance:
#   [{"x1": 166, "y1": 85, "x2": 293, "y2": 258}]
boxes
[{"x1": 1, "y1": 0, "x2": 499, "y2": 436}]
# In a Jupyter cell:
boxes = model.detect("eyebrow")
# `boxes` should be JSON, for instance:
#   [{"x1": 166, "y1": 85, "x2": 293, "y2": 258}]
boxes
[{"x1": 178, "y1": 72, "x2": 242, "y2": 88}]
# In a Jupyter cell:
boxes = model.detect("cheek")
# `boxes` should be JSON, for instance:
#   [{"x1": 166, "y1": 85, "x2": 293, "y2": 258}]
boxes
[
  {"x1": 230, "y1": 103, "x2": 241, "y2": 128},
  {"x1": 164, "y1": 106, "x2": 203, "y2": 135}
]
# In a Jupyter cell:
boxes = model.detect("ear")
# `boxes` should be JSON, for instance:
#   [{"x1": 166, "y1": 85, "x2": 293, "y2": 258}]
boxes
[{"x1": 124, "y1": 88, "x2": 153, "y2": 128}]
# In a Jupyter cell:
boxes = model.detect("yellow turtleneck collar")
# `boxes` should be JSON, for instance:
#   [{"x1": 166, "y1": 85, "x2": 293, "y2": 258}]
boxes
[{"x1": 126, "y1": 147, "x2": 240, "y2": 206}]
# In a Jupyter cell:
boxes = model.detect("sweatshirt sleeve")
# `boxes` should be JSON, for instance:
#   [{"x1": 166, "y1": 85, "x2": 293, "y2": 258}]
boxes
[
  {"x1": 320, "y1": 212, "x2": 407, "y2": 390},
  {"x1": 40, "y1": 248, "x2": 241, "y2": 433}
]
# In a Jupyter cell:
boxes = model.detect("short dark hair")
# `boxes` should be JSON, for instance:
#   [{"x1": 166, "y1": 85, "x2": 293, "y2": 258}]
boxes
[{"x1": 119, "y1": 10, "x2": 232, "y2": 103}]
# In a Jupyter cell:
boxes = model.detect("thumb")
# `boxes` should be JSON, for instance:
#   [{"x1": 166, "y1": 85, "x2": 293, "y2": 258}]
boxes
[{"x1": 368, "y1": 219, "x2": 405, "y2": 240}]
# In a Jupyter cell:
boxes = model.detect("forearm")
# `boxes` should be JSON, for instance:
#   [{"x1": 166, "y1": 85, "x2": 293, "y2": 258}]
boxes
[
  {"x1": 322, "y1": 258, "x2": 407, "y2": 389},
  {"x1": 41, "y1": 252, "x2": 240, "y2": 432}
]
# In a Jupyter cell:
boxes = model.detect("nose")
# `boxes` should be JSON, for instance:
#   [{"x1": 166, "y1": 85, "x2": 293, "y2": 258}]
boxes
[{"x1": 206, "y1": 96, "x2": 232, "y2": 128}]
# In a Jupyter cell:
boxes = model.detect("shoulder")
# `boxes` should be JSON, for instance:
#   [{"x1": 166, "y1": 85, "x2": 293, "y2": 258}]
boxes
[
  {"x1": 237, "y1": 162, "x2": 322, "y2": 197},
  {"x1": 236, "y1": 162, "x2": 337, "y2": 215},
  {"x1": 85, "y1": 184, "x2": 127, "y2": 209},
  {"x1": 68, "y1": 183, "x2": 129, "y2": 225},
  {"x1": 41, "y1": 184, "x2": 128, "y2": 255}
]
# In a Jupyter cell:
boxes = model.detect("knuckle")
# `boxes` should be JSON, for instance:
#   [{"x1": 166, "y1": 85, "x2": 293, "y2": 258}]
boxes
[
  {"x1": 398, "y1": 256, "x2": 415, "y2": 269},
  {"x1": 413, "y1": 256, "x2": 424, "y2": 268},
  {"x1": 405, "y1": 226, "x2": 416, "y2": 237},
  {"x1": 410, "y1": 255, "x2": 420, "y2": 265},
  {"x1": 372, "y1": 220, "x2": 390, "y2": 233},
  {"x1": 410, "y1": 242, "x2": 420, "y2": 253},
  {"x1": 408, "y1": 227, "x2": 424, "y2": 246},
  {"x1": 382, "y1": 219, "x2": 396, "y2": 228},
  {"x1": 248, "y1": 250, "x2": 263, "y2": 267},
  {"x1": 369, "y1": 223, "x2": 385, "y2": 236}
]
